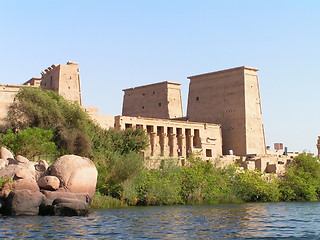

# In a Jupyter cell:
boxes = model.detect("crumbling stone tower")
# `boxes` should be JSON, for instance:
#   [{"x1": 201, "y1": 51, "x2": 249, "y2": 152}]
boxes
[
  {"x1": 39, "y1": 62, "x2": 82, "y2": 105},
  {"x1": 187, "y1": 66, "x2": 266, "y2": 156},
  {"x1": 122, "y1": 81, "x2": 183, "y2": 119}
]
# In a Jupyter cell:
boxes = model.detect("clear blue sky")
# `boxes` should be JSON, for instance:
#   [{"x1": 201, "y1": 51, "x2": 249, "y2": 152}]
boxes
[{"x1": 0, "y1": 0, "x2": 319, "y2": 153}]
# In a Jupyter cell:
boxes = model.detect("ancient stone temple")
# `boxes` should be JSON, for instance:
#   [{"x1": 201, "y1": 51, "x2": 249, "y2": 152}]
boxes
[
  {"x1": 114, "y1": 115, "x2": 222, "y2": 162},
  {"x1": 0, "y1": 62, "x2": 269, "y2": 163},
  {"x1": 0, "y1": 62, "x2": 82, "y2": 125},
  {"x1": 122, "y1": 81, "x2": 183, "y2": 119},
  {"x1": 187, "y1": 66, "x2": 266, "y2": 156},
  {"x1": 35, "y1": 61, "x2": 82, "y2": 104}
]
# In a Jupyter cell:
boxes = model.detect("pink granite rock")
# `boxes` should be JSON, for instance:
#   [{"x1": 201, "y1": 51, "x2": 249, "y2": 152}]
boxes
[
  {"x1": 38, "y1": 176, "x2": 60, "y2": 191},
  {"x1": 0, "y1": 147, "x2": 14, "y2": 161},
  {"x1": 13, "y1": 178, "x2": 39, "y2": 191},
  {"x1": 5, "y1": 189, "x2": 43, "y2": 216},
  {"x1": 0, "y1": 159, "x2": 7, "y2": 169},
  {"x1": 50, "y1": 155, "x2": 97, "y2": 199}
]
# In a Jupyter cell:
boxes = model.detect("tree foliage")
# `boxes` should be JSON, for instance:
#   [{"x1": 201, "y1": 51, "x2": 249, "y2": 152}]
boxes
[
  {"x1": 5, "y1": 87, "x2": 93, "y2": 156},
  {"x1": 279, "y1": 153, "x2": 320, "y2": 201},
  {"x1": 234, "y1": 170, "x2": 280, "y2": 202}
]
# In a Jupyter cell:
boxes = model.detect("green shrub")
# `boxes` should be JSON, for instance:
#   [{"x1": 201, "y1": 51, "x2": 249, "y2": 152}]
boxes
[
  {"x1": 91, "y1": 127, "x2": 148, "y2": 157},
  {"x1": 136, "y1": 168, "x2": 182, "y2": 206},
  {"x1": 0, "y1": 176, "x2": 12, "y2": 189},
  {"x1": 5, "y1": 87, "x2": 93, "y2": 156},
  {"x1": 96, "y1": 151, "x2": 145, "y2": 198},
  {"x1": 0, "y1": 127, "x2": 57, "y2": 160},
  {"x1": 233, "y1": 169, "x2": 280, "y2": 202},
  {"x1": 91, "y1": 192, "x2": 125, "y2": 209},
  {"x1": 279, "y1": 153, "x2": 320, "y2": 201},
  {"x1": 179, "y1": 158, "x2": 238, "y2": 204}
]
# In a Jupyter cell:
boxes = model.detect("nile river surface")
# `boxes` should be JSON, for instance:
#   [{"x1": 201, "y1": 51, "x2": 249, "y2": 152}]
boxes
[{"x1": 1, "y1": 202, "x2": 320, "y2": 239}]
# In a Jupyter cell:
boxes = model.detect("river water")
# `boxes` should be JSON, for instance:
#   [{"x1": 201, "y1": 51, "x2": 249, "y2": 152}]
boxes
[{"x1": 0, "y1": 202, "x2": 320, "y2": 239}]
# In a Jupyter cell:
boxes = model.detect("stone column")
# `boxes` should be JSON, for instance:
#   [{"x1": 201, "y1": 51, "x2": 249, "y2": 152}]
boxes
[
  {"x1": 150, "y1": 132, "x2": 156, "y2": 157},
  {"x1": 177, "y1": 134, "x2": 185, "y2": 157},
  {"x1": 145, "y1": 134, "x2": 151, "y2": 157},
  {"x1": 169, "y1": 134, "x2": 177, "y2": 157},
  {"x1": 154, "y1": 134, "x2": 160, "y2": 156},
  {"x1": 162, "y1": 133, "x2": 169, "y2": 157},
  {"x1": 186, "y1": 135, "x2": 193, "y2": 157},
  {"x1": 159, "y1": 133, "x2": 166, "y2": 156}
]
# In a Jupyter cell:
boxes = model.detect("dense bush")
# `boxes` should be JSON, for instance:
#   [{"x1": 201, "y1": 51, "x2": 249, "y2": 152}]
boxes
[
  {"x1": 119, "y1": 157, "x2": 238, "y2": 206},
  {"x1": 91, "y1": 192, "x2": 125, "y2": 209},
  {"x1": 117, "y1": 153, "x2": 320, "y2": 207},
  {"x1": 96, "y1": 151, "x2": 145, "y2": 198},
  {"x1": 233, "y1": 170, "x2": 280, "y2": 202},
  {"x1": 0, "y1": 127, "x2": 57, "y2": 160},
  {"x1": 279, "y1": 153, "x2": 320, "y2": 201},
  {"x1": 3, "y1": 87, "x2": 148, "y2": 157},
  {"x1": 135, "y1": 164, "x2": 182, "y2": 205},
  {"x1": 5, "y1": 87, "x2": 93, "y2": 156},
  {"x1": 179, "y1": 157, "x2": 236, "y2": 204}
]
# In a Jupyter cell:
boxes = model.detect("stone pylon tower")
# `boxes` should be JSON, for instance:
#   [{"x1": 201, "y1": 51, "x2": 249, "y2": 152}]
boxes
[
  {"x1": 187, "y1": 66, "x2": 266, "y2": 156},
  {"x1": 122, "y1": 81, "x2": 183, "y2": 119},
  {"x1": 40, "y1": 62, "x2": 82, "y2": 105}
]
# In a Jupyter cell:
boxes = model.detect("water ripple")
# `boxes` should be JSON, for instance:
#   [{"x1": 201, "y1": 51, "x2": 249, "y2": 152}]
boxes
[{"x1": 1, "y1": 202, "x2": 320, "y2": 239}]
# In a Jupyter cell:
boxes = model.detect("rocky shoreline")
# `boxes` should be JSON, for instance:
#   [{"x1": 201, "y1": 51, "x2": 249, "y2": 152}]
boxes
[{"x1": 0, "y1": 147, "x2": 97, "y2": 216}]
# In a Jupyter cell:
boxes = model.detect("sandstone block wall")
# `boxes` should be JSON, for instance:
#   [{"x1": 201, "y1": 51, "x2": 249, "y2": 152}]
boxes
[
  {"x1": 40, "y1": 62, "x2": 82, "y2": 105},
  {"x1": 114, "y1": 115, "x2": 222, "y2": 160},
  {"x1": 187, "y1": 66, "x2": 266, "y2": 156},
  {"x1": 83, "y1": 106, "x2": 115, "y2": 129},
  {"x1": 122, "y1": 81, "x2": 183, "y2": 119},
  {"x1": 0, "y1": 85, "x2": 24, "y2": 123}
]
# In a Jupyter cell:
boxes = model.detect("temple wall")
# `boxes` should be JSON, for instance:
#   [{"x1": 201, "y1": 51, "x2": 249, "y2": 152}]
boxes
[
  {"x1": 0, "y1": 85, "x2": 25, "y2": 123},
  {"x1": 114, "y1": 115, "x2": 222, "y2": 161},
  {"x1": 122, "y1": 81, "x2": 183, "y2": 119},
  {"x1": 187, "y1": 66, "x2": 266, "y2": 156},
  {"x1": 83, "y1": 106, "x2": 115, "y2": 129}
]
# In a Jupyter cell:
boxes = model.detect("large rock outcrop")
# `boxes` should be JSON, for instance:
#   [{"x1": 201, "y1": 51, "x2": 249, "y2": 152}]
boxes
[
  {"x1": 5, "y1": 189, "x2": 43, "y2": 216},
  {"x1": 0, "y1": 148, "x2": 98, "y2": 216},
  {"x1": 50, "y1": 155, "x2": 98, "y2": 199}
]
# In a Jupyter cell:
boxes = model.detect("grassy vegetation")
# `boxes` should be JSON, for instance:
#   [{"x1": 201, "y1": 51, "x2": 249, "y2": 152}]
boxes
[
  {"x1": 1, "y1": 88, "x2": 320, "y2": 208},
  {"x1": 91, "y1": 192, "x2": 126, "y2": 209},
  {"x1": 92, "y1": 153, "x2": 320, "y2": 208}
]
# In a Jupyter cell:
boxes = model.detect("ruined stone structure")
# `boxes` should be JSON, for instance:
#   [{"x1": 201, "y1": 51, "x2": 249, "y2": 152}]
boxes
[
  {"x1": 187, "y1": 66, "x2": 266, "y2": 156},
  {"x1": 38, "y1": 61, "x2": 82, "y2": 104},
  {"x1": 115, "y1": 116, "x2": 222, "y2": 161},
  {"x1": 121, "y1": 66, "x2": 266, "y2": 157},
  {"x1": 122, "y1": 81, "x2": 183, "y2": 119},
  {"x1": 0, "y1": 84, "x2": 22, "y2": 123},
  {"x1": 0, "y1": 62, "x2": 81, "y2": 125},
  {"x1": 0, "y1": 62, "x2": 294, "y2": 174}
]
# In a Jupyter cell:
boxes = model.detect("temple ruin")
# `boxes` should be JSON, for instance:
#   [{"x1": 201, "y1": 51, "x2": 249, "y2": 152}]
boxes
[{"x1": 0, "y1": 62, "x2": 296, "y2": 174}]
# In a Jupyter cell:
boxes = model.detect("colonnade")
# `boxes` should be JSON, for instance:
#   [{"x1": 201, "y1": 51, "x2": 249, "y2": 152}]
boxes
[{"x1": 124, "y1": 123, "x2": 202, "y2": 159}]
